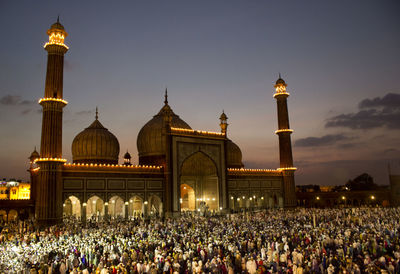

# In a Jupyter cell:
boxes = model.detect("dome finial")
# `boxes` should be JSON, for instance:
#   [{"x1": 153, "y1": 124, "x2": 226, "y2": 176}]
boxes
[
  {"x1": 278, "y1": 72, "x2": 281, "y2": 79},
  {"x1": 164, "y1": 87, "x2": 168, "y2": 105},
  {"x1": 57, "y1": 15, "x2": 60, "y2": 23},
  {"x1": 95, "y1": 106, "x2": 98, "y2": 120}
]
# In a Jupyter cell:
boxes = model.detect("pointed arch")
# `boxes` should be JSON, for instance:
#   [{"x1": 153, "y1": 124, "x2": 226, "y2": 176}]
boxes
[
  {"x1": 63, "y1": 195, "x2": 81, "y2": 218},
  {"x1": 180, "y1": 151, "x2": 219, "y2": 211},
  {"x1": 148, "y1": 194, "x2": 163, "y2": 216},
  {"x1": 87, "y1": 195, "x2": 104, "y2": 219},
  {"x1": 128, "y1": 195, "x2": 143, "y2": 218},
  {"x1": 180, "y1": 151, "x2": 219, "y2": 177},
  {"x1": 109, "y1": 195, "x2": 125, "y2": 218}
]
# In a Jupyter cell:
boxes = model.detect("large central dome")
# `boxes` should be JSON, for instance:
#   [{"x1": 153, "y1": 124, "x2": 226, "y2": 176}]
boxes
[{"x1": 137, "y1": 91, "x2": 191, "y2": 165}]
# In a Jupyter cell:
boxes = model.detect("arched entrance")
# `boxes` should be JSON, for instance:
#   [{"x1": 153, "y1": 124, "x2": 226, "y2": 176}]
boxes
[
  {"x1": 63, "y1": 196, "x2": 81, "y2": 218},
  {"x1": 128, "y1": 195, "x2": 143, "y2": 218},
  {"x1": 109, "y1": 195, "x2": 125, "y2": 218},
  {"x1": 87, "y1": 196, "x2": 104, "y2": 219},
  {"x1": 148, "y1": 195, "x2": 162, "y2": 216},
  {"x1": 180, "y1": 152, "x2": 219, "y2": 212}
]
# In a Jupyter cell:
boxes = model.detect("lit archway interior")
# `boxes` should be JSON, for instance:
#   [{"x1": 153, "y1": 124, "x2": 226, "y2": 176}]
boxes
[
  {"x1": 128, "y1": 196, "x2": 143, "y2": 217},
  {"x1": 148, "y1": 195, "x2": 162, "y2": 216},
  {"x1": 180, "y1": 152, "x2": 219, "y2": 211},
  {"x1": 180, "y1": 184, "x2": 195, "y2": 210},
  {"x1": 109, "y1": 195, "x2": 125, "y2": 218},
  {"x1": 87, "y1": 196, "x2": 104, "y2": 218},
  {"x1": 63, "y1": 196, "x2": 81, "y2": 218}
]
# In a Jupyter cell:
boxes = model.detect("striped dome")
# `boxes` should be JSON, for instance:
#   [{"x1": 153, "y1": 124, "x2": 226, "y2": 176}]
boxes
[
  {"x1": 137, "y1": 103, "x2": 191, "y2": 158},
  {"x1": 227, "y1": 139, "x2": 244, "y2": 168},
  {"x1": 72, "y1": 118, "x2": 119, "y2": 164}
]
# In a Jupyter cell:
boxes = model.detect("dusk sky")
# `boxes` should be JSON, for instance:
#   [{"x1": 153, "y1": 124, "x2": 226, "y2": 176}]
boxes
[{"x1": 0, "y1": 1, "x2": 399, "y2": 185}]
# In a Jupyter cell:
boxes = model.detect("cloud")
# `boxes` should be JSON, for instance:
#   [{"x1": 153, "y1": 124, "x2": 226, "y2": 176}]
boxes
[
  {"x1": 0, "y1": 94, "x2": 35, "y2": 106},
  {"x1": 337, "y1": 143, "x2": 358, "y2": 149},
  {"x1": 295, "y1": 134, "x2": 351, "y2": 147},
  {"x1": 359, "y1": 93, "x2": 400, "y2": 109},
  {"x1": 0, "y1": 95, "x2": 21, "y2": 105},
  {"x1": 21, "y1": 109, "x2": 32, "y2": 115},
  {"x1": 326, "y1": 93, "x2": 400, "y2": 130}
]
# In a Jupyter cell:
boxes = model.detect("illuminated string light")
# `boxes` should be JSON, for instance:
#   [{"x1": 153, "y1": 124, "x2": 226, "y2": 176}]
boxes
[
  {"x1": 228, "y1": 168, "x2": 280, "y2": 173},
  {"x1": 275, "y1": 129, "x2": 293, "y2": 134},
  {"x1": 63, "y1": 162, "x2": 162, "y2": 170},
  {"x1": 38, "y1": 98, "x2": 68, "y2": 105},
  {"x1": 277, "y1": 167, "x2": 297, "y2": 171},
  {"x1": 228, "y1": 167, "x2": 297, "y2": 174},
  {"x1": 273, "y1": 92, "x2": 290, "y2": 98},
  {"x1": 34, "y1": 158, "x2": 67, "y2": 163},
  {"x1": 44, "y1": 33, "x2": 69, "y2": 49},
  {"x1": 171, "y1": 127, "x2": 225, "y2": 136}
]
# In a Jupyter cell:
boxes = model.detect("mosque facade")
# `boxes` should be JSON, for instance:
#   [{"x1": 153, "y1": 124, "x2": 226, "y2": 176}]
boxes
[{"x1": 26, "y1": 20, "x2": 296, "y2": 226}]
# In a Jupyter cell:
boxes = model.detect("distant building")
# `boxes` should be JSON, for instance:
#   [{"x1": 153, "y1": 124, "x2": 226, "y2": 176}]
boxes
[
  {"x1": 0, "y1": 179, "x2": 33, "y2": 222},
  {"x1": 295, "y1": 176, "x2": 397, "y2": 207},
  {"x1": 296, "y1": 188, "x2": 391, "y2": 208},
  {"x1": 0, "y1": 180, "x2": 31, "y2": 200}
]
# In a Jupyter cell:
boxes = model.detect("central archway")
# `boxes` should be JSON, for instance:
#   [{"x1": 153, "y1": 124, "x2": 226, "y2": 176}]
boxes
[{"x1": 180, "y1": 152, "x2": 219, "y2": 212}]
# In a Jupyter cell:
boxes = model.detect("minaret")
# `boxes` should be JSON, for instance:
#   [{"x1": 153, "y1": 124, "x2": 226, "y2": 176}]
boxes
[
  {"x1": 36, "y1": 18, "x2": 69, "y2": 225},
  {"x1": 219, "y1": 110, "x2": 228, "y2": 135},
  {"x1": 162, "y1": 88, "x2": 173, "y2": 216},
  {"x1": 28, "y1": 147, "x2": 40, "y2": 204},
  {"x1": 274, "y1": 74, "x2": 296, "y2": 207}
]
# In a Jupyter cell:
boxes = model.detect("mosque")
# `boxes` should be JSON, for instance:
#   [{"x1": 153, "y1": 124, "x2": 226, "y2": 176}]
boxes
[{"x1": 24, "y1": 19, "x2": 297, "y2": 226}]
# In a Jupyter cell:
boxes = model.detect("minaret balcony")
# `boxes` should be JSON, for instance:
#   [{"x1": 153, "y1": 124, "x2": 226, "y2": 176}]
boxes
[
  {"x1": 273, "y1": 92, "x2": 290, "y2": 98},
  {"x1": 275, "y1": 129, "x2": 293, "y2": 134},
  {"x1": 38, "y1": 98, "x2": 68, "y2": 106}
]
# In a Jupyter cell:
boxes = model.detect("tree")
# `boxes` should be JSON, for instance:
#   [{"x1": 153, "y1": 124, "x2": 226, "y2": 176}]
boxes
[{"x1": 345, "y1": 173, "x2": 377, "y2": 191}]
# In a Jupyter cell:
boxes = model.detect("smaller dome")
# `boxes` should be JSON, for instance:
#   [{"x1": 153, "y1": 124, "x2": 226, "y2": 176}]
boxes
[
  {"x1": 227, "y1": 139, "x2": 243, "y2": 168},
  {"x1": 50, "y1": 22, "x2": 65, "y2": 31},
  {"x1": 47, "y1": 17, "x2": 67, "y2": 36},
  {"x1": 72, "y1": 116, "x2": 120, "y2": 164},
  {"x1": 275, "y1": 77, "x2": 286, "y2": 85},
  {"x1": 124, "y1": 151, "x2": 131, "y2": 159},
  {"x1": 275, "y1": 73, "x2": 286, "y2": 85},
  {"x1": 29, "y1": 147, "x2": 40, "y2": 160},
  {"x1": 220, "y1": 111, "x2": 228, "y2": 121}
]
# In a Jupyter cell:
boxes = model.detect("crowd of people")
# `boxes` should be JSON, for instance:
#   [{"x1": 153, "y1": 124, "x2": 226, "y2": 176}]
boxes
[{"x1": 0, "y1": 207, "x2": 399, "y2": 273}]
